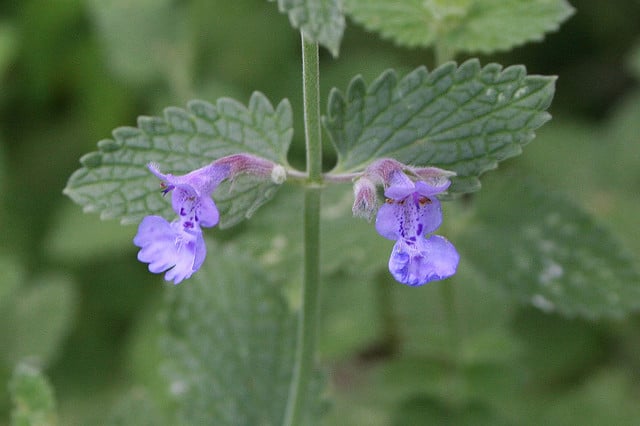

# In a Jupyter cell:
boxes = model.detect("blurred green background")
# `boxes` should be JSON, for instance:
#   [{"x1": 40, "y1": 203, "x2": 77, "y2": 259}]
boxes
[{"x1": 1, "y1": 0, "x2": 639, "y2": 424}]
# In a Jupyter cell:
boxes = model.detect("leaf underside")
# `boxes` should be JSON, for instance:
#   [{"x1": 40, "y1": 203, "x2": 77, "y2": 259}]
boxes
[
  {"x1": 63, "y1": 93, "x2": 293, "y2": 229},
  {"x1": 273, "y1": 0, "x2": 345, "y2": 56},
  {"x1": 344, "y1": 0, "x2": 575, "y2": 54},
  {"x1": 324, "y1": 59, "x2": 556, "y2": 194}
]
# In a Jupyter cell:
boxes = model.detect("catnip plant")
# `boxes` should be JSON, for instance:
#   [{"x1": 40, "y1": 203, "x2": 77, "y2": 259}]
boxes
[{"x1": 37, "y1": 0, "x2": 637, "y2": 424}]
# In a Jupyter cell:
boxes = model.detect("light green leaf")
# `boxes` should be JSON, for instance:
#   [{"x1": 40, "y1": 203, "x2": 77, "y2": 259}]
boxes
[
  {"x1": 86, "y1": 0, "x2": 187, "y2": 84},
  {"x1": 161, "y1": 242, "x2": 321, "y2": 425},
  {"x1": 271, "y1": 0, "x2": 345, "y2": 56},
  {"x1": 324, "y1": 60, "x2": 555, "y2": 194},
  {"x1": 64, "y1": 94, "x2": 293, "y2": 228},
  {"x1": 9, "y1": 362, "x2": 58, "y2": 426},
  {"x1": 344, "y1": 0, "x2": 574, "y2": 55},
  {"x1": 0, "y1": 276, "x2": 77, "y2": 368},
  {"x1": 459, "y1": 178, "x2": 640, "y2": 319}
]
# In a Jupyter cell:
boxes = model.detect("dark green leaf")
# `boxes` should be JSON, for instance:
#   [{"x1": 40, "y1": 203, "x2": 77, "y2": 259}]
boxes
[
  {"x1": 64, "y1": 94, "x2": 293, "y2": 228},
  {"x1": 325, "y1": 60, "x2": 555, "y2": 194}
]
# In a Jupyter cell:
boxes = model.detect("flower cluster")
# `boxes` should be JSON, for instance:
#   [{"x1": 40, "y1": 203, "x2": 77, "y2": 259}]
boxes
[
  {"x1": 134, "y1": 154, "x2": 282, "y2": 284},
  {"x1": 354, "y1": 159, "x2": 459, "y2": 286}
]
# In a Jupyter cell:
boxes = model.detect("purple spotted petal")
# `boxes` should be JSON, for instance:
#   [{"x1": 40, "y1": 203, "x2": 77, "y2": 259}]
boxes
[
  {"x1": 388, "y1": 235, "x2": 459, "y2": 286},
  {"x1": 375, "y1": 195, "x2": 442, "y2": 240},
  {"x1": 416, "y1": 196, "x2": 442, "y2": 235},
  {"x1": 133, "y1": 215, "x2": 206, "y2": 285}
]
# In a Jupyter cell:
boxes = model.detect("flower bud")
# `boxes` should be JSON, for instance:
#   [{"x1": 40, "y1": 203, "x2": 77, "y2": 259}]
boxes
[
  {"x1": 212, "y1": 153, "x2": 282, "y2": 182},
  {"x1": 352, "y1": 176, "x2": 378, "y2": 220}
]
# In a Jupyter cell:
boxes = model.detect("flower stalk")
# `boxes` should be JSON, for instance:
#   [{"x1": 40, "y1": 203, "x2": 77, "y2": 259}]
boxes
[{"x1": 283, "y1": 33, "x2": 322, "y2": 426}]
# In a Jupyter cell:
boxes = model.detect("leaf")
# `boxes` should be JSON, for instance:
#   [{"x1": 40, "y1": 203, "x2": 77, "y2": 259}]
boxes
[
  {"x1": 271, "y1": 0, "x2": 345, "y2": 56},
  {"x1": 64, "y1": 93, "x2": 293, "y2": 228},
  {"x1": 344, "y1": 0, "x2": 574, "y2": 55},
  {"x1": 324, "y1": 60, "x2": 556, "y2": 194},
  {"x1": 0, "y1": 275, "x2": 77, "y2": 368},
  {"x1": 9, "y1": 362, "x2": 58, "y2": 426},
  {"x1": 459, "y1": 178, "x2": 640, "y2": 319},
  {"x1": 161, "y1": 242, "x2": 322, "y2": 425}
]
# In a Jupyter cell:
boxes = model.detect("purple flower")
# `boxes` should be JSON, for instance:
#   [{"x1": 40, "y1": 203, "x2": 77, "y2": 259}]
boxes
[
  {"x1": 375, "y1": 170, "x2": 459, "y2": 286},
  {"x1": 133, "y1": 162, "x2": 230, "y2": 284},
  {"x1": 133, "y1": 154, "x2": 284, "y2": 284}
]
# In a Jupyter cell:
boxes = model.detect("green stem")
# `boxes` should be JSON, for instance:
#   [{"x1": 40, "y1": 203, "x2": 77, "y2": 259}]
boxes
[
  {"x1": 283, "y1": 33, "x2": 323, "y2": 426},
  {"x1": 301, "y1": 34, "x2": 323, "y2": 183}
]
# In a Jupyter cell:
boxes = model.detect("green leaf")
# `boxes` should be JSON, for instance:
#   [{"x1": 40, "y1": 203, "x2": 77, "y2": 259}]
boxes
[
  {"x1": 324, "y1": 60, "x2": 556, "y2": 194},
  {"x1": 9, "y1": 362, "x2": 58, "y2": 426},
  {"x1": 459, "y1": 178, "x2": 640, "y2": 319},
  {"x1": 344, "y1": 0, "x2": 574, "y2": 55},
  {"x1": 271, "y1": 0, "x2": 345, "y2": 56},
  {"x1": 161, "y1": 242, "x2": 321, "y2": 425},
  {"x1": 0, "y1": 276, "x2": 77, "y2": 368},
  {"x1": 64, "y1": 94, "x2": 293, "y2": 228}
]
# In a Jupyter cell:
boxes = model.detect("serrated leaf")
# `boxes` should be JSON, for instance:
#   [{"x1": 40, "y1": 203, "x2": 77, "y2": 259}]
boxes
[
  {"x1": 324, "y1": 60, "x2": 555, "y2": 194},
  {"x1": 459, "y1": 178, "x2": 640, "y2": 319},
  {"x1": 64, "y1": 94, "x2": 293, "y2": 228},
  {"x1": 161, "y1": 242, "x2": 321, "y2": 425},
  {"x1": 344, "y1": 0, "x2": 574, "y2": 55},
  {"x1": 271, "y1": 0, "x2": 345, "y2": 56},
  {"x1": 9, "y1": 363, "x2": 58, "y2": 426},
  {"x1": 0, "y1": 276, "x2": 77, "y2": 368}
]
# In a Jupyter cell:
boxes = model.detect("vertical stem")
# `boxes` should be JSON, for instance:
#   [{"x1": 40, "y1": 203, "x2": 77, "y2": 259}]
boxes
[
  {"x1": 302, "y1": 34, "x2": 323, "y2": 183},
  {"x1": 284, "y1": 33, "x2": 322, "y2": 426}
]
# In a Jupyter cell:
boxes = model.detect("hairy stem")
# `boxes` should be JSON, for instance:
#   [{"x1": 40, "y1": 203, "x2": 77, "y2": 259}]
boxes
[{"x1": 284, "y1": 33, "x2": 322, "y2": 426}]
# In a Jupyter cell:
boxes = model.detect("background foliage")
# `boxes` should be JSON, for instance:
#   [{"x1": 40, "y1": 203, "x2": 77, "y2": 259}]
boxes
[{"x1": 1, "y1": 0, "x2": 640, "y2": 424}]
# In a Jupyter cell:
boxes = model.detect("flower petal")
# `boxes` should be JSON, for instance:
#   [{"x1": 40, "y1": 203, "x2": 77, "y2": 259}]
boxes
[
  {"x1": 375, "y1": 202, "x2": 402, "y2": 240},
  {"x1": 416, "y1": 195, "x2": 442, "y2": 235},
  {"x1": 197, "y1": 195, "x2": 219, "y2": 228},
  {"x1": 388, "y1": 235, "x2": 459, "y2": 286},
  {"x1": 384, "y1": 172, "x2": 415, "y2": 199},
  {"x1": 414, "y1": 179, "x2": 450, "y2": 197},
  {"x1": 133, "y1": 215, "x2": 206, "y2": 285}
]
